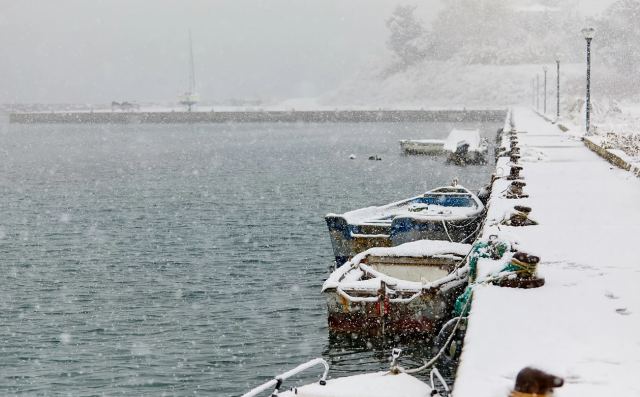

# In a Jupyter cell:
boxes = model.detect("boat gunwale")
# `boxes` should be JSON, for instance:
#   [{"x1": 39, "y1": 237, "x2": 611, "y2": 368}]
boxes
[
  {"x1": 322, "y1": 250, "x2": 469, "y2": 293},
  {"x1": 326, "y1": 185, "x2": 485, "y2": 226}
]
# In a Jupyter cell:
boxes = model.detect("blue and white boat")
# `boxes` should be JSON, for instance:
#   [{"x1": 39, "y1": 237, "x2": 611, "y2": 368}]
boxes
[{"x1": 325, "y1": 182, "x2": 484, "y2": 266}]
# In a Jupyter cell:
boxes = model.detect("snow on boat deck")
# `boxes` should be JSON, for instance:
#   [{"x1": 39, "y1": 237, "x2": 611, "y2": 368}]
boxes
[
  {"x1": 443, "y1": 129, "x2": 481, "y2": 152},
  {"x1": 278, "y1": 372, "x2": 432, "y2": 397},
  {"x1": 453, "y1": 107, "x2": 640, "y2": 396}
]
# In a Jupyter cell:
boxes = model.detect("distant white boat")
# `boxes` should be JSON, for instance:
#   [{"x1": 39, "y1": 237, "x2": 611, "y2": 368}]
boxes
[
  {"x1": 400, "y1": 138, "x2": 445, "y2": 155},
  {"x1": 400, "y1": 129, "x2": 488, "y2": 164},
  {"x1": 444, "y1": 129, "x2": 488, "y2": 165}
]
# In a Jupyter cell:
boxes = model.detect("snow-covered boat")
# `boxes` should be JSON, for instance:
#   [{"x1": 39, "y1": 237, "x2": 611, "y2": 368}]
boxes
[
  {"x1": 444, "y1": 129, "x2": 488, "y2": 165},
  {"x1": 325, "y1": 182, "x2": 484, "y2": 266},
  {"x1": 400, "y1": 139, "x2": 446, "y2": 155},
  {"x1": 322, "y1": 240, "x2": 470, "y2": 334},
  {"x1": 241, "y1": 351, "x2": 449, "y2": 397}
]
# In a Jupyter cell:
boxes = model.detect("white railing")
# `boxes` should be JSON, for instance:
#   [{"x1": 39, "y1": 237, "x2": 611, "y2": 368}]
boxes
[{"x1": 241, "y1": 358, "x2": 329, "y2": 397}]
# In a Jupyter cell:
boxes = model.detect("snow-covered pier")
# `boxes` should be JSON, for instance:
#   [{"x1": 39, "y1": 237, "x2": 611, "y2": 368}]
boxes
[
  {"x1": 453, "y1": 107, "x2": 640, "y2": 396},
  {"x1": 8, "y1": 109, "x2": 505, "y2": 124}
]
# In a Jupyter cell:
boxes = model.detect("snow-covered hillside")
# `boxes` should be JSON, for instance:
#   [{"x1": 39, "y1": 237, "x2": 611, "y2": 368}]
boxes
[
  {"x1": 323, "y1": 61, "x2": 584, "y2": 109},
  {"x1": 324, "y1": 0, "x2": 640, "y2": 113}
]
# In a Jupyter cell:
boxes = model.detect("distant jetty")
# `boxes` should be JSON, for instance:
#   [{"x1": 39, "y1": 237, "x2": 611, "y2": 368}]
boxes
[{"x1": 9, "y1": 109, "x2": 506, "y2": 124}]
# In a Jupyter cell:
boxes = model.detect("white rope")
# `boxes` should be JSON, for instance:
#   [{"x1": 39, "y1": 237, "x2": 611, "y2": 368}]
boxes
[
  {"x1": 431, "y1": 367, "x2": 450, "y2": 393},
  {"x1": 400, "y1": 294, "x2": 472, "y2": 374},
  {"x1": 400, "y1": 112, "x2": 516, "y2": 375},
  {"x1": 399, "y1": 269, "x2": 518, "y2": 375},
  {"x1": 448, "y1": 227, "x2": 485, "y2": 274},
  {"x1": 445, "y1": 215, "x2": 482, "y2": 229},
  {"x1": 441, "y1": 220, "x2": 454, "y2": 242},
  {"x1": 459, "y1": 221, "x2": 482, "y2": 244}
]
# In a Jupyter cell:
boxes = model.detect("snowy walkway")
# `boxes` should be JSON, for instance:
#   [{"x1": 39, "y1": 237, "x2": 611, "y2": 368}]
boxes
[{"x1": 453, "y1": 107, "x2": 640, "y2": 396}]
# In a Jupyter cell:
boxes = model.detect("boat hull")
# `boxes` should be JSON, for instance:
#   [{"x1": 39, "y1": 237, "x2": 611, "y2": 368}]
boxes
[
  {"x1": 390, "y1": 215, "x2": 483, "y2": 246},
  {"x1": 326, "y1": 215, "x2": 482, "y2": 266},
  {"x1": 326, "y1": 215, "x2": 392, "y2": 266},
  {"x1": 400, "y1": 139, "x2": 445, "y2": 155},
  {"x1": 326, "y1": 184, "x2": 485, "y2": 266},
  {"x1": 324, "y1": 276, "x2": 467, "y2": 335},
  {"x1": 446, "y1": 149, "x2": 488, "y2": 165}
]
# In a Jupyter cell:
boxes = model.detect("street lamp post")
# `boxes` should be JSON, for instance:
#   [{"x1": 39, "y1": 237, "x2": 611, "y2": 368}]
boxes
[
  {"x1": 531, "y1": 78, "x2": 535, "y2": 107},
  {"x1": 543, "y1": 66, "x2": 548, "y2": 114},
  {"x1": 556, "y1": 60, "x2": 560, "y2": 119},
  {"x1": 582, "y1": 27, "x2": 595, "y2": 134},
  {"x1": 536, "y1": 74, "x2": 540, "y2": 112}
]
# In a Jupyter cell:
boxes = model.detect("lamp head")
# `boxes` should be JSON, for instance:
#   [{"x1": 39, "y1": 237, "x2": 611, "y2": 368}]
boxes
[{"x1": 581, "y1": 27, "x2": 595, "y2": 40}]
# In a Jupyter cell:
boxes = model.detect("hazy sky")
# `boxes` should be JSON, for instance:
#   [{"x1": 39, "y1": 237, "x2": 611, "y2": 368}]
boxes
[
  {"x1": 0, "y1": 0, "x2": 440, "y2": 104},
  {"x1": 0, "y1": 0, "x2": 614, "y2": 105}
]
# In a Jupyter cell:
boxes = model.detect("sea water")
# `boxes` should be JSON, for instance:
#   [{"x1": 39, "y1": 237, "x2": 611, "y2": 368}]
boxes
[{"x1": 0, "y1": 120, "x2": 499, "y2": 395}]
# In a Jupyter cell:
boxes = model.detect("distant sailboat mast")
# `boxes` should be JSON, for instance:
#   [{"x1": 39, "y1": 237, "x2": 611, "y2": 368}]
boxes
[
  {"x1": 187, "y1": 30, "x2": 196, "y2": 97},
  {"x1": 180, "y1": 30, "x2": 199, "y2": 111}
]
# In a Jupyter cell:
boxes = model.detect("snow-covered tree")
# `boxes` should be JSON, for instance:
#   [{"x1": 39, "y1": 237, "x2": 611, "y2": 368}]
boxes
[
  {"x1": 596, "y1": 0, "x2": 640, "y2": 95},
  {"x1": 391, "y1": 0, "x2": 584, "y2": 66},
  {"x1": 385, "y1": 5, "x2": 427, "y2": 68}
]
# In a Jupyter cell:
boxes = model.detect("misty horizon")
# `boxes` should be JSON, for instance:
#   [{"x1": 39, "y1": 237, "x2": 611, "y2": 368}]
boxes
[{"x1": 0, "y1": 0, "x2": 614, "y2": 106}]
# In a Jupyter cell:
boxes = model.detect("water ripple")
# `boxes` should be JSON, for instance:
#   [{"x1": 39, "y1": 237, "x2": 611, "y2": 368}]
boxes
[{"x1": 0, "y1": 121, "x2": 497, "y2": 395}]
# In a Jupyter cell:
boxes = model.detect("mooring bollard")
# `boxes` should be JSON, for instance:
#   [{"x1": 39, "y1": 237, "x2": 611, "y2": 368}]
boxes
[
  {"x1": 507, "y1": 165, "x2": 524, "y2": 180},
  {"x1": 510, "y1": 367, "x2": 564, "y2": 396},
  {"x1": 506, "y1": 181, "x2": 528, "y2": 198},
  {"x1": 495, "y1": 252, "x2": 545, "y2": 289},
  {"x1": 503, "y1": 205, "x2": 537, "y2": 226}
]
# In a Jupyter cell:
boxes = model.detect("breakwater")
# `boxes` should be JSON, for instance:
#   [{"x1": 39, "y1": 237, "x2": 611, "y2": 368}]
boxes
[
  {"x1": 453, "y1": 107, "x2": 640, "y2": 397},
  {"x1": 9, "y1": 109, "x2": 506, "y2": 124}
]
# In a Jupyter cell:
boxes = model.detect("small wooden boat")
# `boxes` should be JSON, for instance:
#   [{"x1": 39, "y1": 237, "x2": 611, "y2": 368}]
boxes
[
  {"x1": 322, "y1": 240, "x2": 470, "y2": 334},
  {"x1": 400, "y1": 138, "x2": 445, "y2": 155},
  {"x1": 444, "y1": 129, "x2": 488, "y2": 165},
  {"x1": 325, "y1": 182, "x2": 484, "y2": 266}
]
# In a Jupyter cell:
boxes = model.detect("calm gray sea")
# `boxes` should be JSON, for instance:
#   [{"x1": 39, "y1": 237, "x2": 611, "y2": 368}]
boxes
[{"x1": 0, "y1": 120, "x2": 499, "y2": 396}]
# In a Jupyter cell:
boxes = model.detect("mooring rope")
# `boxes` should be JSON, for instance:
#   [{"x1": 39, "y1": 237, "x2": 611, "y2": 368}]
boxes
[
  {"x1": 508, "y1": 258, "x2": 537, "y2": 275},
  {"x1": 400, "y1": 180, "x2": 508, "y2": 374},
  {"x1": 399, "y1": 269, "x2": 518, "y2": 375},
  {"x1": 399, "y1": 293, "x2": 472, "y2": 374},
  {"x1": 441, "y1": 220, "x2": 454, "y2": 242},
  {"x1": 458, "y1": 221, "x2": 482, "y2": 244}
]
